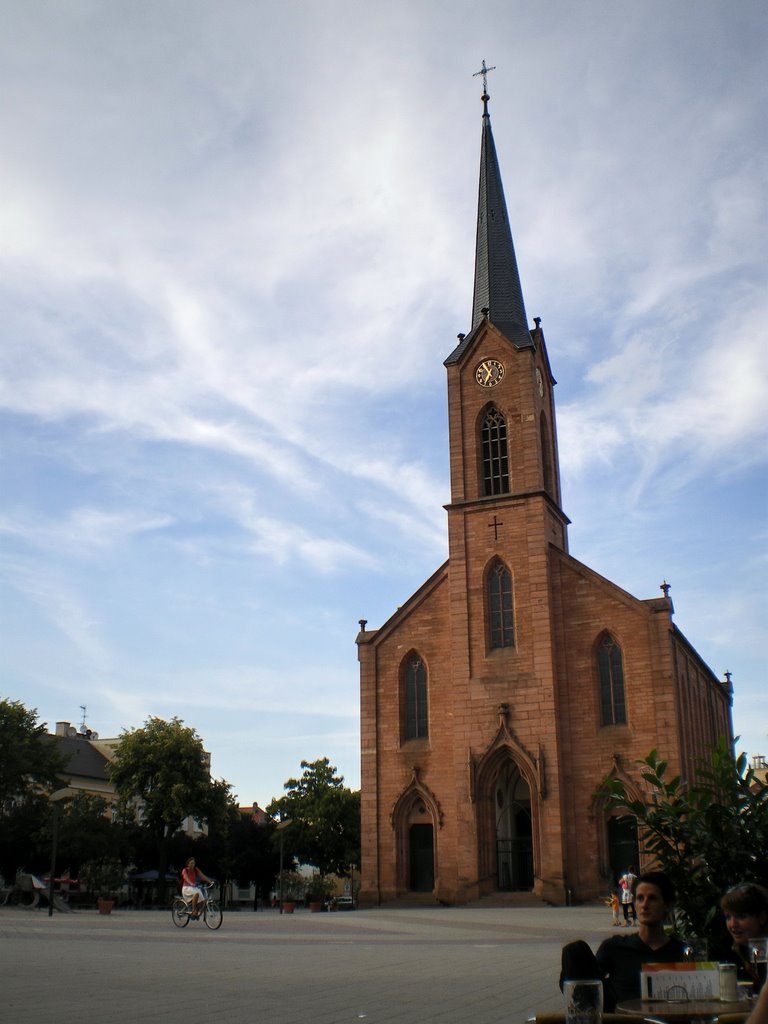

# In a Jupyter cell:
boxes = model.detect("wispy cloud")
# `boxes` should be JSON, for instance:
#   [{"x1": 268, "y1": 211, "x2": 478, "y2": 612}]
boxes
[
  {"x1": 0, "y1": 508, "x2": 173, "y2": 554},
  {"x1": 2, "y1": 558, "x2": 111, "y2": 668},
  {"x1": 1, "y1": 0, "x2": 766, "y2": 800}
]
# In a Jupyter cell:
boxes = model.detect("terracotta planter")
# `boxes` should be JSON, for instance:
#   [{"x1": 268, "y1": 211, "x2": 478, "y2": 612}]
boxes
[
  {"x1": 309, "y1": 901, "x2": 323, "y2": 913},
  {"x1": 282, "y1": 901, "x2": 295, "y2": 914},
  {"x1": 97, "y1": 898, "x2": 114, "y2": 915}
]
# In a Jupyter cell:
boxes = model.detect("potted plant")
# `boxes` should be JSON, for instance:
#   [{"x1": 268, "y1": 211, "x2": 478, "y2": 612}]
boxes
[
  {"x1": 81, "y1": 858, "x2": 124, "y2": 914},
  {"x1": 277, "y1": 870, "x2": 305, "y2": 914},
  {"x1": 305, "y1": 874, "x2": 333, "y2": 912}
]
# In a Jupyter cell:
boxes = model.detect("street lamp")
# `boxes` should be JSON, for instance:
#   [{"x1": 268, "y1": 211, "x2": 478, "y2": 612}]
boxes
[
  {"x1": 276, "y1": 819, "x2": 291, "y2": 915},
  {"x1": 47, "y1": 787, "x2": 78, "y2": 918}
]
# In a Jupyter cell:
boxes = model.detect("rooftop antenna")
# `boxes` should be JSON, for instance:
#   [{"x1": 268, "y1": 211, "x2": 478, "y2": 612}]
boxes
[{"x1": 79, "y1": 704, "x2": 87, "y2": 732}]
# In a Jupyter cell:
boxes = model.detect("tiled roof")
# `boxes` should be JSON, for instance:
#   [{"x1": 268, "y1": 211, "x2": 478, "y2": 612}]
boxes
[{"x1": 45, "y1": 734, "x2": 110, "y2": 782}]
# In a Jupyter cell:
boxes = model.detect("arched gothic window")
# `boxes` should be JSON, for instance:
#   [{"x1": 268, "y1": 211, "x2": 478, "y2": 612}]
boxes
[
  {"x1": 598, "y1": 633, "x2": 627, "y2": 725},
  {"x1": 488, "y1": 561, "x2": 515, "y2": 649},
  {"x1": 403, "y1": 654, "x2": 428, "y2": 741},
  {"x1": 482, "y1": 406, "x2": 509, "y2": 495}
]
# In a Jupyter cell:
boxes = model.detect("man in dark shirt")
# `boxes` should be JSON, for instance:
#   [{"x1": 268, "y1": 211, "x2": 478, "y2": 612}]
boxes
[{"x1": 561, "y1": 871, "x2": 687, "y2": 1011}]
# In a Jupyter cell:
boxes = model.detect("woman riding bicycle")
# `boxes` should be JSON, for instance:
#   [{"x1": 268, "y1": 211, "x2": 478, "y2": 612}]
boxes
[{"x1": 181, "y1": 857, "x2": 212, "y2": 919}]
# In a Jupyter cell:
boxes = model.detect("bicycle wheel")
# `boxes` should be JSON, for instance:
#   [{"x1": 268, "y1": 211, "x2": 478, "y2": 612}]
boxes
[
  {"x1": 172, "y1": 897, "x2": 190, "y2": 928},
  {"x1": 203, "y1": 900, "x2": 223, "y2": 930}
]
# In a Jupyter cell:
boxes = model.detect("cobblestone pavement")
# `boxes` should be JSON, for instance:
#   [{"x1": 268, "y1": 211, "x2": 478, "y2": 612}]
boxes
[{"x1": 1, "y1": 902, "x2": 620, "y2": 1024}]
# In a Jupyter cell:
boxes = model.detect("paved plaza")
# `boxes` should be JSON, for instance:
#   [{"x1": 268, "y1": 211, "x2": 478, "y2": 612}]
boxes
[{"x1": 1, "y1": 901, "x2": 616, "y2": 1024}]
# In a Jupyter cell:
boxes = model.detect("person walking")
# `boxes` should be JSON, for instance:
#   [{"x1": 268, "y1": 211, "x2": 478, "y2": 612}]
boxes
[
  {"x1": 604, "y1": 891, "x2": 621, "y2": 926},
  {"x1": 619, "y1": 865, "x2": 638, "y2": 925}
]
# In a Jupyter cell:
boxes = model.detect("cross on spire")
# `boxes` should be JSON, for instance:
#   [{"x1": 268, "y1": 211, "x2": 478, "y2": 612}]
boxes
[{"x1": 473, "y1": 59, "x2": 496, "y2": 95}]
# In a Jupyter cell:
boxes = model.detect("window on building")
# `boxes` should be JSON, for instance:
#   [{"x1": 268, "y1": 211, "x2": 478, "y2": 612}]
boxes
[
  {"x1": 404, "y1": 654, "x2": 428, "y2": 741},
  {"x1": 598, "y1": 633, "x2": 627, "y2": 725},
  {"x1": 489, "y1": 561, "x2": 515, "y2": 649},
  {"x1": 482, "y1": 406, "x2": 510, "y2": 495}
]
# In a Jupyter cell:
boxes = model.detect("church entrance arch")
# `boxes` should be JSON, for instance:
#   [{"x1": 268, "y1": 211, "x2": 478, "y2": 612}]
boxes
[
  {"x1": 474, "y1": 737, "x2": 539, "y2": 895},
  {"x1": 391, "y1": 771, "x2": 441, "y2": 896},
  {"x1": 607, "y1": 815, "x2": 638, "y2": 886},
  {"x1": 495, "y1": 762, "x2": 533, "y2": 890}
]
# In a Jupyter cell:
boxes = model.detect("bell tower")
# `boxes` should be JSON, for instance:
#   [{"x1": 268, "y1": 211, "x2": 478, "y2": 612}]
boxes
[
  {"x1": 444, "y1": 81, "x2": 568, "y2": 577},
  {"x1": 441, "y1": 79, "x2": 572, "y2": 902}
]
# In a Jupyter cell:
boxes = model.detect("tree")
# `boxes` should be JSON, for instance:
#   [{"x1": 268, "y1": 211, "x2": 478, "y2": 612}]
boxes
[
  {"x1": 599, "y1": 740, "x2": 768, "y2": 946},
  {"x1": 54, "y1": 794, "x2": 123, "y2": 873},
  {"x1": 0, "y1": 699, "x2": 69, "y2": 811},
  {"x1": 193, "y1": 805, "x2": 281, "y2": 905},
  {"x1": 267, "y1": 758, "x2": 360, "y2": 878},
  {"x1": 0, "y1": 792, "x2": 51, "y2": 880},
  {"x1": 0, "y1": 700, "x2": 71, "y2": 880},
  {"x1": 108, "y1": 716, "x2": 233, "y2": 899}
]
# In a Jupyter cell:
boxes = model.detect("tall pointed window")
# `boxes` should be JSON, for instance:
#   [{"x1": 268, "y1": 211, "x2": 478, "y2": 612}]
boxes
[
  {"x1": 489, "y1": 560, "x2": 515, "y2": 649},
  {"x1": 598, "y1": 633, "x2": 627, "y2": 725},
  {"x1": 403, "y1": 654, "x2": 428, "y2": 741},
  {"x1": 482, "y1": 406, "x2": 510, "y2": 495}
]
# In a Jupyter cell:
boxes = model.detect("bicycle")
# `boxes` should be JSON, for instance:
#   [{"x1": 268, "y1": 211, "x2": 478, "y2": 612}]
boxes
[{"x1": 171, "y1": 882, "x2": 223, "y2": 930}]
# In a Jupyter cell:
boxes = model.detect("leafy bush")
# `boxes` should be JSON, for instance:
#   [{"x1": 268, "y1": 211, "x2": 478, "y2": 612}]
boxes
[
  {"x1": 80, "y1": 858, "x2": 125, "y2": 899},
  {"x1": 599, "y1": 739, "x2": 768, "y2": 945},
  {"x1": 276, "y1": 870, "x2": 306, "y2": 901},
  {"x1": 305, "y1": 873, "x2": 334, "y2": 902}
]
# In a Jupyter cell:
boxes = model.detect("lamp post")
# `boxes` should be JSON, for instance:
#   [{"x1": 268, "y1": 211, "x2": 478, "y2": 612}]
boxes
[
  {"x1": 276, "y1": 819, "x2": 290, "y2": 915},
  {"x1": 47, "y1": 787, "x2": 78, "y2": 917},
  {"x1": 279, "y1": 830, "x2": 284, "y2": 913}
]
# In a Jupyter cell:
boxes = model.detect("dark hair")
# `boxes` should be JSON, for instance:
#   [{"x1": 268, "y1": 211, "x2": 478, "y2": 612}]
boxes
[
  {"x1": 721, "y1": 883, "x2": 768, "y2": 917},
  {"x1": 636, "y1": 871, "x2": 676, "y2": 905}
]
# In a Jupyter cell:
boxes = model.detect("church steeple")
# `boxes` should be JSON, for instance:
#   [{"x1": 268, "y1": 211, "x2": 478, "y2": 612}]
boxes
[{"x1": 470, "y1": 79, "x2": 533, "y2": 350}]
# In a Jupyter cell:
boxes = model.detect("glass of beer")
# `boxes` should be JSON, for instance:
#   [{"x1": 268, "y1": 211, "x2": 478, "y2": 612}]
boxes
[{"x1": 750, "y1": 937, "x2": 768, "y2": 995}]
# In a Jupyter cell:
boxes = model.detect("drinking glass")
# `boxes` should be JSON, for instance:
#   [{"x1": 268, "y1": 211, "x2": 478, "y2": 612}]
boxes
[
  {"x1": 563, "y1": 979, "x2": 603, "y2": 1024},
  {"x1": 750, "y1": 937, "x2": 768, "y2": 994},
  {"x1": 682, "y1": 937, "x2": 708, "y2": 962}
]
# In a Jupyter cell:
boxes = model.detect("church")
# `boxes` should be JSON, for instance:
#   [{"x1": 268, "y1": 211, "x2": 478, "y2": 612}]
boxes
[{"x1": 356, "y1": 81, "x2": 733, "y2": 907}]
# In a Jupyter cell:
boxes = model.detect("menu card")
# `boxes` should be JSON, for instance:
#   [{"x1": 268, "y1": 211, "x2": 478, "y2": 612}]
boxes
[{"x1": 640, "y1": 962, "x2": 721, "y2": 1000}]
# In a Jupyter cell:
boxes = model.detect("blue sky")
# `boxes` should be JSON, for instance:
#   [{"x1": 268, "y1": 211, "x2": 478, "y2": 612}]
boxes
[{"x1": 1, "y1": 0, "x2": 766, "y2": 806}]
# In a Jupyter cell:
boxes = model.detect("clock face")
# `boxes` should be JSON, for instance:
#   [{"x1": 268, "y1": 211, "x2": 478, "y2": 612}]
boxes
[
  {"x1": 475, "y1": 358, "x2": 505, "y2": 388},
  {"x1": 535, "y1": 367, "x2": 544, "y2": 398}
]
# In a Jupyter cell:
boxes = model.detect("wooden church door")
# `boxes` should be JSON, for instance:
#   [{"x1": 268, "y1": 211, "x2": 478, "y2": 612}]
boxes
[
  {"x1": 495, "y1": 763, "x2": 534, "y2": 891},
  {"x1": 607, "y1": 815, "x2": 638, "y2": 886},
  {"x1": 409, "y1": 823, "x2": 435, "y2": 892}
]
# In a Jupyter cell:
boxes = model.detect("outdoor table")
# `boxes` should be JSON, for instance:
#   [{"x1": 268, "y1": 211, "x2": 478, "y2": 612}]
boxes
[{"x1": 616, "y1": 998, "x2": 749, "y2": 1022}]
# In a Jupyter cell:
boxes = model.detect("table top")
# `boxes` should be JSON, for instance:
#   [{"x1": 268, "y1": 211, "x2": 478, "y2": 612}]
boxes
[{"x1": 616, "y1": 998, "x2": 748, "y2": 1019}]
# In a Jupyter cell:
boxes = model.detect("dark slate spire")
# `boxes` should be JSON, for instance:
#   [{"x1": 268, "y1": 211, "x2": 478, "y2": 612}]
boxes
[{"x1": 471, "y1": 86, "x2": 533, "y2": 350}]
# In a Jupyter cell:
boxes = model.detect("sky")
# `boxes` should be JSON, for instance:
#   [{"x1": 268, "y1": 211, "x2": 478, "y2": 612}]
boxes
[{"x1": 1, "y1": 0, "x2": 766, "y2": 807}]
